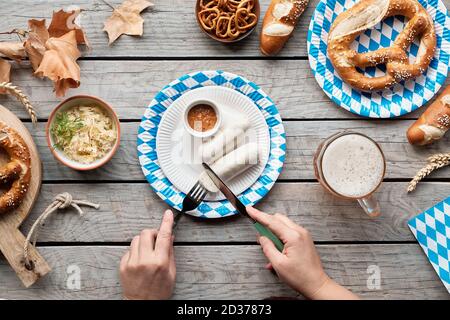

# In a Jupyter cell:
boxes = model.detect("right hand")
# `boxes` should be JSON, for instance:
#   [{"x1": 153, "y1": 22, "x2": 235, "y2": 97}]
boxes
[{"x1": 247, "y1": 207, "x2": 329, "y2": 299}]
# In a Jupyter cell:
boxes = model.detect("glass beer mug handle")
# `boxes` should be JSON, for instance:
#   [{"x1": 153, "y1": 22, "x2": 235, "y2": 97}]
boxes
[{"x1": 357, "y1": 195, "x2": 381, "y2": 218}]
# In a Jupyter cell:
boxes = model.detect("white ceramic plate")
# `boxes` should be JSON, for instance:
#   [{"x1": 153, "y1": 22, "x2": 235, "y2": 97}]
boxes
[{"x1": 156, "y1": 86, "x2": 270, "y2": 201}]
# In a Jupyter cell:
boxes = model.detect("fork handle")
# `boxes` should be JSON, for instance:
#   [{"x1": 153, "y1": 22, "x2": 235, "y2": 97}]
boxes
[{"x1": 172, "y1": 210, "x2": 184, "y2": 231}]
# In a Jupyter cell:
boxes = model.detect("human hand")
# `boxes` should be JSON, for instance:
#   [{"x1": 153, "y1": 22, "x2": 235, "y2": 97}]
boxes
[
  {"x1": 120, "y1": 210, "x2": 176, "y2": 300},
  {"x1": 247, "y1": 207, "x2": 358, "y2": 300}
]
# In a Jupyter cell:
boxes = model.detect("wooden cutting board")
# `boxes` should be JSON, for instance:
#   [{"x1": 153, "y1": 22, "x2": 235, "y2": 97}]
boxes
[{"x1": 0, "y1": 105, "x2": 50, "y2": 287}]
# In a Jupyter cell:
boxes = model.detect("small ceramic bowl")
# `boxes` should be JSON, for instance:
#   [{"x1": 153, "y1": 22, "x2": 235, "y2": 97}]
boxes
[
  {"x1": 195, "y1": 0, "x2": 260, "y2": 43},
  {"x1": 183, "y1": 99, "x2": 222, "y2": 138},
  {"x1": 46, "y1": 95, "x2": 121, "y2": 171}
]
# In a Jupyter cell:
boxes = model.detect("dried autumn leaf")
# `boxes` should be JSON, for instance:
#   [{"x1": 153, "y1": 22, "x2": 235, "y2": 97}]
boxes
[
  {"x1": 0, "y1": 42, "x2": 26, "y2": 61},
  {"x1": 103, "y1": 0, "x2": 154, "y2": 45},
  {"x1": 48, "y1": 9, "x2": 90, "y2": 47},
  {"x1": 23, "y1": 19, "x2": 49, "y2": 71},
  {"x1": 0, "y1": 59, "x2": 11, "y2": 94},
  {"x1": 35, "y1": 30, "x2": 81, "y2": 97}
]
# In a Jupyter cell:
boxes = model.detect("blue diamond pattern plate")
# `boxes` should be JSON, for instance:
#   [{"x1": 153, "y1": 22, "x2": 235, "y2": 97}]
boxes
[
  {"x1": 137, "y1": 71, "x2": 286, "y2": 218},
  {"x1": 307, "y1": 0, "x2": 450, "y2": 118}
]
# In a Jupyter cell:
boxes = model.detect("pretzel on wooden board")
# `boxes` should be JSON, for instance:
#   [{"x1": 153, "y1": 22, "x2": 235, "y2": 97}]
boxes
[
  {"x1": 407, "y1": 85, "x2": 450, "y2": 145},
  {"x1": 0, "y1": 122, "x2": 31, "y2": 214},
  {"x1": 260, "y1": 0, "x2": 309, "y2": 56},
  {"x1": 327, "y1": 0, "x2": 436, "y2": 91}
]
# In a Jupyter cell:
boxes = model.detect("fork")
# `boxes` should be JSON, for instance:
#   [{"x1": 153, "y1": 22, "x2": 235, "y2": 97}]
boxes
[{"x1": 172, "y1": 181, "x2": 207, "y2": 230}]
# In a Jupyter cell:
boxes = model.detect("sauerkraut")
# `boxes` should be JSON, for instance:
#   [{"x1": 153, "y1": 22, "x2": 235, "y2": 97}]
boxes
[{"x1": 52, "y1": 105, "x2": 117, "y2": 164}]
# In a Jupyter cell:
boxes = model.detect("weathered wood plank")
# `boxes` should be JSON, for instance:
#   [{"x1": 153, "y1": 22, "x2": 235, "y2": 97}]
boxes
[
  {"x1": 0, "y1": 0, "x2": 321, "y2": 58},
  {"x1": 20, "y1": 182, "x2": 447, "y2": 243},
  {"x1": 2, "y1": 60, "x2": 443, "y2": 121},
  {"x1": 3, "y1": 0, "x2": 448, "y2": 58},
  {"x1": 26, "y1": 121, "x2": 450, "y2": 181},
  {"x1": 0, "y1": 245, "x2": 447, "y2": 299}
]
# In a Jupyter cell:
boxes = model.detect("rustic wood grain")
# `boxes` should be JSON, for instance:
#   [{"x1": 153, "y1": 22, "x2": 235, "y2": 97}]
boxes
[
  {"x1": 25, "y1": 122, "x2": 450, "y2": 181},
  {"x1": 0, "y1": 106, "x2": 50, "y2": 288},
  {"x1": 2, "y1": 0, "x2": 449, "y2": 299},
  {"x1": 0, "y1": 245, "x2": 447, "y2": 299},
  {"x1": 0, "y1": 0, "x2": 317, "y2": 58},
  {"x1": 2, "y1": 61, "x2": 448, "y2": 121},
  {"x1": 19, "y1": 182, "x2": 449, "y2": 243},
  {"x1": 2, "y1": 0, "x2": 447, "y2": 58}
]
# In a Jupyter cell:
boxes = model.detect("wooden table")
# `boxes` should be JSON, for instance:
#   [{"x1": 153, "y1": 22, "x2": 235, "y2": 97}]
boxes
[{"x1": 0, "y1": 0, "x2": 449, "y2": 299}]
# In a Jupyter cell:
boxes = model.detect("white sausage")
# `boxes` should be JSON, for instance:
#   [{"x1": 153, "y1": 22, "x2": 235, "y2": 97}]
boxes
[
  {"x1": 199, "y1": 143, "x2": 259, "y2": 193},
  {"x1": 199, "y1": 111, "x2": 250, "y2": 164}
]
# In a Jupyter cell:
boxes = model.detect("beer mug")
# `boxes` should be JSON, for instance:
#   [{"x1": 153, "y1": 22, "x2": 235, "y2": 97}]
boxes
[{"x1": 314, "y1": 131, "x2": 386, "y2": 217}]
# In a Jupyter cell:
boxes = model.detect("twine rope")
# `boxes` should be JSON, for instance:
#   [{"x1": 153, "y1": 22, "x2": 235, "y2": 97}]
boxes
[{"x1": 23, "y1": 193, "x2": 100, "y2": 267}]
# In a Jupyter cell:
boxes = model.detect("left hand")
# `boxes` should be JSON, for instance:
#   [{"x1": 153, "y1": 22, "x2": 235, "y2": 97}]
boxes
[{"x1": 120, "y1": 210, "x2": 176, "y2": 300}]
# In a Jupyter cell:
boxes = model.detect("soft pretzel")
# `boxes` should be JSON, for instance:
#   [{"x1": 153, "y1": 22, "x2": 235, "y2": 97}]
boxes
[
  {"x1": 198, "y1": 0, "x2": 258, "y2": 41},
  {"x1": 407, "y1": 86, "x2": 450, "y2": 145},
  {"x1": 260, "y1": 0, "x2": 309, "y2": 56},
  {"x1": 0, "y1": 122, "x2": 31, "y2": 214},
  {"x1": 327, "y1": 0, "x2": 436, "y2": 91}
]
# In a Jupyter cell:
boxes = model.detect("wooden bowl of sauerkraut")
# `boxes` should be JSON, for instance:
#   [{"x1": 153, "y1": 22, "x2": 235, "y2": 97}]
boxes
[{"x1": 46, "y1": 95, "x2": 121, "y2": 171}]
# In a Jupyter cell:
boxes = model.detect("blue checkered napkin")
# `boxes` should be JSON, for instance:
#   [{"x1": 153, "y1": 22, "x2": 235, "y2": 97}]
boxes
[
  {"x1": 408, "y1": 198, "x2": 450, "y2": 293},
  {"x1": 307, "y1": 0, "x2": 450, "y2": 118},
  {"x1": 137, "y1": 71, "x2": 286, "y2": 218}
]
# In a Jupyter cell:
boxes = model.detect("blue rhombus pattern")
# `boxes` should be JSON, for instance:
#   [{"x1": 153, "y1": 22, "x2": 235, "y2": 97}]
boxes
[
  {"x1": 137, "y1": 71, "x2": 286, "y2": 218},
  {"x1": 307, "y1": 0, "x2": 450, "y2": 118},
  {"x1": 409, "y1": 197, "x2": 450, "y2": 293}
]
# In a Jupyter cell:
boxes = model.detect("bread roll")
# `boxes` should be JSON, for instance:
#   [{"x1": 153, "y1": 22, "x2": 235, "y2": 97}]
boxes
[
  {"x1": 407, "y1": 86, "x2": 450, "y2": 145},
  {"x1": 260, "y1": 0, "x2": 309, "y2": 56}
]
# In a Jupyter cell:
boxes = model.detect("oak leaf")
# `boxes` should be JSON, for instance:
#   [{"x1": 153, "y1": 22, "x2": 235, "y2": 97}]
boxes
[
  {"x1": 48, "y1": 9, "x2": 90, "y2": 47},
  {"x1": 23, "y1": 19, "x2": 49, "y2": 71},
  {"x1": 0, "y1": 42, "x2": 26, "y2": 61},
  {"x1": 34, "y1": 30, "x2": 81, "y2": 97},
  {"x1": 103, "y1": 0, "x2": 154, "y2": 45},
  {"x1": 0, "y1": 59, "x2": 11, "y2": 94}
]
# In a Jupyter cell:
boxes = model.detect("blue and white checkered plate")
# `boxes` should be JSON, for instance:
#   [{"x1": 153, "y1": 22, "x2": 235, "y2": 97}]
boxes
[
  {"x1": 307, "y1": 0, "x2": 450, "y2": 118},
  {"x1": 137, "y1": 71, "x2": 286, "y2": 218}
]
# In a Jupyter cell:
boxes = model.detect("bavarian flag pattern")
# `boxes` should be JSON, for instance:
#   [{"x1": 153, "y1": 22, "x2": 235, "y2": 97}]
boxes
[
  {"x1": 137, "y1": 71, "x2": 286, "y2": 218},
  {"x1": 409, "y1": 197, "x2": 450, "y2": 293},
  {"x1": 307, "y1": 0, "x2": 450, "y2": 118}
]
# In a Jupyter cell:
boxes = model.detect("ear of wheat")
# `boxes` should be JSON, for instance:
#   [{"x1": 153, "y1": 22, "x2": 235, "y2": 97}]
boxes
[
  {"x1": 0, "y1": 82, "x2": 37, "y2": 124},
  {"x1": 408, "y1": 152, "x2": 450, "y2": 192}
]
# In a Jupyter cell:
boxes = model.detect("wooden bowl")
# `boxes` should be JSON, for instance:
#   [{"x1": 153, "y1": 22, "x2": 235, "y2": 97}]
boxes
[{"x1": 195, "y1": 0, "x2": 260, "y2": 43}]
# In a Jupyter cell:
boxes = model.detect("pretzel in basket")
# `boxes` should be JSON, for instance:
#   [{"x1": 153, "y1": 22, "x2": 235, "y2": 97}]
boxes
[
  {"x1": 0, "y1": 121, "x2": 31, "y2": 214},
  {"x1": 327, "y1": 0, "x2": 436, "y2": 91}
]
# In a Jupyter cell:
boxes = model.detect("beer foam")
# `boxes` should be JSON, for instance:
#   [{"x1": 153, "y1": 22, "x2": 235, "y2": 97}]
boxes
[{"x1": 321, "y1": 134, "x2": 384, "y2": 198}]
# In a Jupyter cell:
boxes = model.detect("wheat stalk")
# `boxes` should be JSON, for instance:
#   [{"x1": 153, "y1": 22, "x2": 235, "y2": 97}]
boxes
[
  {"x1": 407, "y1": 152, "x2": 450, "y2": 192},
  {"x1": 0, "y1": 82, "x2": 37, "y2": 123},
  {"x1": 427, "y1": 153, "x2": 450, "y2": 164}
]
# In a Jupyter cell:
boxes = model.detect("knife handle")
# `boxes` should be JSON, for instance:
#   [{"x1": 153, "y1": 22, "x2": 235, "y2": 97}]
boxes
[{"x1": 254, "y1": 222, "x2": 284, "y2": 252}]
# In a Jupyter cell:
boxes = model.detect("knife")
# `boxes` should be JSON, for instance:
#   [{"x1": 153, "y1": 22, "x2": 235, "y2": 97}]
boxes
[{"x1": 202, "y1": 163, "x2": 284, "y2": 252}]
